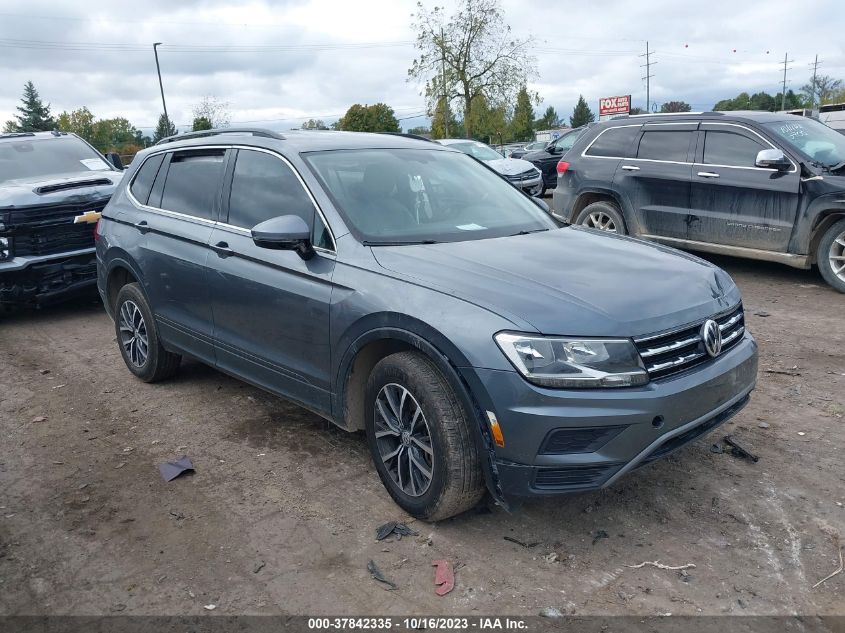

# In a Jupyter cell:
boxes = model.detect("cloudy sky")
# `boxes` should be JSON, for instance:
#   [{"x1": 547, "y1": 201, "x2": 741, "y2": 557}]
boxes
[{"x1": 1, "y1": 0, "x2": 843, "y2": 134}]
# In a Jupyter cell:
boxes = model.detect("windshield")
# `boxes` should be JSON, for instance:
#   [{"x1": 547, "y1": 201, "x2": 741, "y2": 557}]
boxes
[
  {"x1": 763, "y1": 118, "x2": 845, "y2": 169},
  {"x1": 0, "y1": 136, "x2": 112, "y2": 185},
  {"x1": 551, "y1": 128, "x2": 585, "y2": 153},
  {"x1": 304, "y1": 148, "x2": 556, "y2": 244},
  {"x1": 444, "y1": 141, "x2": 503, "y2": 162}
]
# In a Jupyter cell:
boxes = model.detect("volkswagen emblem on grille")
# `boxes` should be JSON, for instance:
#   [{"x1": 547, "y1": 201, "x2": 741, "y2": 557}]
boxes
[{"x1": 701, "y1": 319, "x2": 722, "y2": 358}]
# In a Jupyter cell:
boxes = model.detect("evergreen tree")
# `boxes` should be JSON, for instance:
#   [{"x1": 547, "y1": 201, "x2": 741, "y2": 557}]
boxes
[
  {"x1": 192, "y1": 116, "x2": 213, "y2": 131},
  {"x1": 535, "y1": 105, "x2": 559, "y2": 130},
  {"x1": 430, "y1": 97, "x2": 461, "y2": 139},
  {"x1": 570, "y1": 95, "x2": 595, "y2": 128},
  {"x1": 4, "y1": 81, "x2": 55, "y2": 132},
  {"x1": 510, "y1": 87, "x2": 534, "y2": 142},
  {"x1": 153, "y1": 114, "x2": 177, "y2": 143}
]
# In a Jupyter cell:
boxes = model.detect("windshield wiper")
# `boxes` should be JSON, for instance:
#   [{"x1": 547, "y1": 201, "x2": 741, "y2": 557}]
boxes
[
  {"x1": 509, "y1": 228, "x2": 550, "y2": 236},
  {"x1": 363, "y1": 239, "x2": 439, "y2": 246},
  {"x1": 827, "y1": 160, "x2": 845, "y2": 173}
]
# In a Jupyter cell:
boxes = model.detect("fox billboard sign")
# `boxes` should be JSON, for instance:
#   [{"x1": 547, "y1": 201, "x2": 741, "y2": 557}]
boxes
[{"x1": 599, "y1": 95, "x2": 631, "y2": 117}]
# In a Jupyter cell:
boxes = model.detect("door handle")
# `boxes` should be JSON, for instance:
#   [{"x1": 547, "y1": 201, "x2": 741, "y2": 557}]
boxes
[
  {"x1": 211, "y1": 241, "x2": 234, "y2": 257},
  {"x1": 697, "y1": 171, "x2": 720, "y2": 179},
  {"x1": 621, "y1": 165, "x2": 640, "y2": 171},
  {"x1": 134, "y1": 220, "x2": 151, "y2": 234}
]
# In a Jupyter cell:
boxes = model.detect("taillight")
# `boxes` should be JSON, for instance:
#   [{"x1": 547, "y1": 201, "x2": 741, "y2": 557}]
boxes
[
  {"x1": 94, "y1": 218, "x2": 102, "y2": 242},
  {"x1": 556, "y1": 160, "x2": 570, "y2": 174}
]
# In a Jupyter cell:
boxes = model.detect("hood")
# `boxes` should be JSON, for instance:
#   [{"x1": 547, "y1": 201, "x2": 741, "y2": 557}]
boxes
[
  {"x1": 0, "y1": 170, "x2": 123, "y2": 208},
  {"x1": 522, "y1": 149, "x2": 554, "y2": 162},
  {"x1": 484, "y1": 157, "x2": 538, "y2": 176},
  {"x1": 371, "y1": 227, "x2": 741, "y2": 337}
]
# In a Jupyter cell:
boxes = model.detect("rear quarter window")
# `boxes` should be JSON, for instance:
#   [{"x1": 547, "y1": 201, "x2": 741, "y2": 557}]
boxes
[
  {"x1": 129, "y1": 154, "x2": 165, "y2": 205},
  {"x1": 584, "y1": 126, "x2": 641, "y2": 158}
]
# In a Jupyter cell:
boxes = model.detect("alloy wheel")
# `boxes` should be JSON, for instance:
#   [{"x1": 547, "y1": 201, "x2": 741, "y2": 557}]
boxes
[
  {"x1": 830, "y1": 229, "x2": 845, "y2": 282},
  {"x1": 583, "y1": 211, "x2": 618, "y2": 233},
  {"x1": 118, "y1": 300, "x2": 149, "y2": 367},
  {"x1": 373, "y1": 383, "x2": 434, "y2": 497}
]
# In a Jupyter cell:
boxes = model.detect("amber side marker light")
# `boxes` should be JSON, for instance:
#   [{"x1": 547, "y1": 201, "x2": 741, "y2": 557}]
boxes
[{"x1": 486, "y1": 411, "x2": 505, "y2": 448}]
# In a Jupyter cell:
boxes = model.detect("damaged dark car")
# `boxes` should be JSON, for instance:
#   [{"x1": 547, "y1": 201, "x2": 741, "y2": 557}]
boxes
[{"x1": 0, "y1": 131, "x2": 123, "y2": 306}]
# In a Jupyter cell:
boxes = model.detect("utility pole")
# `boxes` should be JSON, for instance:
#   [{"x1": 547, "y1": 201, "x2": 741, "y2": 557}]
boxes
[
  {"x1": 809, "y1": 54, "x2": 822, "y2": 109},
  {"x1": 153, "y1": 43, "x2": 169, "y2": 126},
  {"x1": 639, "y1": 41, "x2": 656, "y2": 112},
  {"x1": 440, "y1": 27, "x2": 448, "y2": 137},
  {"x1": 780, "y1": 52, "x2": 794, "y2": 111}
]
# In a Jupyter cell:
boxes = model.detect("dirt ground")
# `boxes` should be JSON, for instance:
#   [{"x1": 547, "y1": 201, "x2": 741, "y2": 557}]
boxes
[{"x1": 1, "y1": 253, "x2": 843, "y2": 618}]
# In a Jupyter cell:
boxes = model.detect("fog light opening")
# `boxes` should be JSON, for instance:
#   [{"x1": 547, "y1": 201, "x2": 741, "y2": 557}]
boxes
[
  {"x1": 486, "y1": 411, "x2": 505, "y2": 448},
  {"x1": 652, "y1": 415, "x2": 665, "y2": 429}
]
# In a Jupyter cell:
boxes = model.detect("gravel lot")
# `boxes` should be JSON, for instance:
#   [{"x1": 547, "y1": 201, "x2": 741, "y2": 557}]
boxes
[{"x1": 1, "y1": 253, "x2": 843, "y2": 617}]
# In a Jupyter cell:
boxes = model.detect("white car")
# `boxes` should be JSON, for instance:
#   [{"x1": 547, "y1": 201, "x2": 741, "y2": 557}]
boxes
[{"x1": 436, "y1": 139, "x2": 544, "y2": 197}]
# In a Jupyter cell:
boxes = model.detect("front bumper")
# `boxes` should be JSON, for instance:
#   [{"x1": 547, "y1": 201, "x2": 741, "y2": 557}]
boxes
[
  {"x1": 0, "y1": 249, "x2": 98, "y2": 305},
  {"x1": 462, "y1": 332, "x2": 758, "y2": 498}
]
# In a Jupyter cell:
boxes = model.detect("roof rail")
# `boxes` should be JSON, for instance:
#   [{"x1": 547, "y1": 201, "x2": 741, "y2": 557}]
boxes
[
  {"x1": 0, "y1": 131, "x2": 36, "y2": 139},
  {"x1": 155, "y1": 127, "x2": 285, "y2": 145},
  {"x1": 625, "y1": 111, "x2": 718, "y2": 118},
  {"x1": 379, "y1": 132, "x2": 435, "y2": 143}
]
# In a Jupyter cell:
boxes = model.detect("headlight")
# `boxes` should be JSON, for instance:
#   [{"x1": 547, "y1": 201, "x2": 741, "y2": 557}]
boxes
[
  {"x1": 494, "y1": 332, "x2": 649, "y2": 388},
  {"x1": 0, "y1": 236, "x2": 9, "y2": 261}
]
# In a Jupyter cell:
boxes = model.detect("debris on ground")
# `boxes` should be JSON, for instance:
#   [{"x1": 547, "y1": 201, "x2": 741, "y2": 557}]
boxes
[
  {"x1": 764, "y1": 367, "x2": 801, "y2": 376},
  {"x1": 432, "y1": 559, "x2": 455, "y2": 596},
  {"x1": 724, "y1": 435, "x2": 759, "y2": 462},
  {"x1": 159, "y1": 456, "x2": 195, "y2": 482},
  {"x1": 367, "y1": 559, "x2": 397, "y2": 590},
  {"x1": 710, "y1": 443, "x2": 724, "y2": 454},
  {"x1": 31, "y1": 416, "x2": 47, "y2": 423},
  {"x1": 753, "y1": 311, "x2": 770, "y2": 317},
  {"x1": 543, "y1": 552, "x2": 560, "y2": 563},
  {"x1": 758, "y1": 422, "x2": 770, "y2": 429},
  {"x1": 504, "y1": 536, "x2": 539, "y2": 548},
  {"x1": 38, "y1": 369, "x2": 50, "y2": 375},
  {"x1": 627, "y1": 560, "x2": 696, "y2": 571},
  {"x1": 375, "y1": 521, "x2": 419, "y2": 541},
  {"x1": 253, "y1": 561, "x2": 266, "y2": 574},
  {"x1": 203, "y1": 604, "x2": 216, "y2": 611},
  {"x1": 592, "y1": 530, "x2": 609, "y2": 545},
  {"x1": 813, "y1": 542, "x2": 844, "y2": 589},
  {"x1": 539, "y1": 607, "x2": 563, "y2": 618}
]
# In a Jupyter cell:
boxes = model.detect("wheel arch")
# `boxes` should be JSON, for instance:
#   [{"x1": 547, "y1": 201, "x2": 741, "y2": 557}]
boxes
[
  {"x1": 808, "y1": 210, "x2": 845, "y2": 265},
  {"x1": 570, "y1": 189, "x2": 626, "y2": 224},
  {"x1": 103, "y1": 254, "x2": 145, "y2": 317}
]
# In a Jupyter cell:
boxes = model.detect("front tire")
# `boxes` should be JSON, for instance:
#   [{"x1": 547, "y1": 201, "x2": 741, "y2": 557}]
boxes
[
  {"x1": 114, "y1": 283, "x2": 181, "y2": 382},
  {"x1": 575, "y1": 200, "x2": 627, "y2": 234},
  {"x1": 365, "y1": 351, "x2": 485, "y2": 521},
  {"x1": 817, "y1": 218, "x2": 845, "y2": 294}
]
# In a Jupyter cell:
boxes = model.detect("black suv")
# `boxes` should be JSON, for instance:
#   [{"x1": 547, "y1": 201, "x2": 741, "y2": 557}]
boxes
[
  {"x1": 551, "y1": 112, "x2": 845, "y2": 293},
  {"x1": 522, "y1": 126, "x2": 590, "y2": 195},
  {"x1": 0, "y1": 131, "x2": 123, "y2": 305}
]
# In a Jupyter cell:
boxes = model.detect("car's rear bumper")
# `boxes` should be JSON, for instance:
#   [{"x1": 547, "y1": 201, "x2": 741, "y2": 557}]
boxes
[
  {"x1": 0, "y1": 250, "x2": 97, "y2": 305},
  {"x1": 461, "y1": 332, "x2": 758, "y2": 498}
]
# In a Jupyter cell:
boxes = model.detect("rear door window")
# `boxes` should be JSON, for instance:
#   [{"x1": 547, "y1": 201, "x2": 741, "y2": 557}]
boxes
[
  {"x1": 129, "y1": 154, "x2": 164, "y2": 205},
  {"x1": 637, "y1": 131, "x2": 694, "y2": 162},
  {"x1": 584, "y1": 126, "x2": 641, "y2": 158},
  {"x1": 159, "y1": 149, "x2": 226, "y2": 220},
  {"x1": 703, "y1": 131, "x2": 765, "y2": 167}
]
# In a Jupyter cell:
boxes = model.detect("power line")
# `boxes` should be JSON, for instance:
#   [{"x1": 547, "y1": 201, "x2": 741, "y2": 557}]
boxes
[
  {"x1": 780, "y1": 52, "x2": 794, "y2": 110},
  {"x1": 640, "y1": 41, "x2": 656, "y2": 111},
  {"x1": 809, "y1": 54, "x2": 822, "y2": 109}
]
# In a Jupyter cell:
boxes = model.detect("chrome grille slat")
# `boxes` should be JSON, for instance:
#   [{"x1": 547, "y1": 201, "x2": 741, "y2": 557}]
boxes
[{"x1": 634, "y1": 305, "x2": 745, "y2": 380}]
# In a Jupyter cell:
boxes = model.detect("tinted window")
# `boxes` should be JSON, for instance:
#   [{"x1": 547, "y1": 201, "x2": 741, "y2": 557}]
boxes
[
  {"x1": 585, "y1": 126, "x2": 640, "y2": 158},
  {"x1": 637, "y1": 131, "x2": 693, "y2": 162},
  {"x1": 551, "y1": 128, "x2": 584, "y2": 153},
  {"x1": 159, "y1": 150, "x2": 225, "y2": 220},
  {"x1": 129, "y1": 154, "x2": 164, "y2": 205},
  {"x1": 703, "y1": 131, "x2": 765, "y2": 167},
  {"x1": 228, "y1": 149, "x2": 317, "y2": 230}
]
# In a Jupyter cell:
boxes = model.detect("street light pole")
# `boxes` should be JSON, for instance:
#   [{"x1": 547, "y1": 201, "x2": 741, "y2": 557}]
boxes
[{"x1": 153, "y1": 43, "x2": 169, "y2": 124}]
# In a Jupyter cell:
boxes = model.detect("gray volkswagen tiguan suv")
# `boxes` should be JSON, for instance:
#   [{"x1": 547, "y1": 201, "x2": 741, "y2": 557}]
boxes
[{"x1": 97, "y1": 128, "x2": 758, "y2": 520}]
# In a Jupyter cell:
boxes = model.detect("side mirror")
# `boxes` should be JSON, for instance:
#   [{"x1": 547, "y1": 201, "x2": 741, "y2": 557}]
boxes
[
  {"x1": 532, "y1": 197, "x2": 550, "y2": 213},
  {"x1": 755, "y1": 148, "x2": 791, "y2": 171},
  {"x1": 105, "y1": 152, "x2": 124, "y2": 170},
  {"x1": 251, "y1": 215, "x2": 315, "y2": 260}
]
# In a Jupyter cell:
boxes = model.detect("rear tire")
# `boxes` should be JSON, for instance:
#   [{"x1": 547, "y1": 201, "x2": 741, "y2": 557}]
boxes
[
  {"x1": 114, "y1": 283, "x2": 181, "y2": 382},
  {"x1": 575, "y1": 200, "x2": 627, "y2": 234},
  {"x1": 817, "y1": 218, "x2": 845, "y2": 294},
  {"x1": 365, "y1": 351, "x2": 485, "y2": 522}
]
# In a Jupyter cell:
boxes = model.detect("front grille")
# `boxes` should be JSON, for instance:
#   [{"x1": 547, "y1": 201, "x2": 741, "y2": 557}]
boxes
[
  {"x1": 637, "y1": 394, "x2": 750, "y2": 467},
  {"x1": 533, "y1": 463, "x2": 622, "y2": 490},
  {"x1": 3, "y1": 200, "x2": 106, "y2": 257},
  {"x1": 634, "y1": 305, "x2": 745, "y2": 380},
  {"x1": 504, "y1": 168, "x2": 538, "y2": 183},
  {"x1": 539, "y1": 425, "x2": 627, "y2": 455}
]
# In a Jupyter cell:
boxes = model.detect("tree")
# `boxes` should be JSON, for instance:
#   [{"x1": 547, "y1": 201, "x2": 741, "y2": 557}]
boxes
[
  {"x1": 802, "y1": 74, "x2": 843, "y2": 107},
  {"x1": 93, "y1": 117, "x2": 140, "y2": 153},
  {"x1": 192, "y1": 95, "x2": 231, "y2": 128},
  {"x1": 302, "y1": 119, "x2": 328, "y2": 130},
  {"x1": 57, "y1": 107, "x2": 96, "y2": 143},
  {"x1": 629, "y1": 106, "x2": 647, "y2": 115},
  {"x1": 337, "y1": 103, "x2": 400, "y2": 133},
  {"x1": 153, "y1": 114, "x2": 177, "y2": 143},
  {"x1": 4, "y1": 81, "x2": 55, "y2": 132},
  {"x1": 570, "y1": 95, "x2": 595, "y2": 128},
  {"x1": 430, "y1": 96, "x2": 461, "y2": 139},
  {"x1": 535, "y1": 105, "x2": 559, "y2": 130},
  {"x1": 466, "y1": 93, "x2": 507, "y2": 143},
  {"x1": 659, "y1": 101, "x2": 692, "y2": 113},
  {"x1": 510, "y1": 86, "x2": 534, "y2": 141},
  {"x1": 714, "y1": 89, "x2": 805, "y2": 112},
  {"x1": 192, "y1": 116, "x2": 213, "y2": 131},
  {"x1": 408, "y1": 0, "x2": 537, "y2": 138},
  {"x1": 407, "y1": 126, "x2": 431, "y2": 136},
  {"x1": 827, "y1": 87, "x2": 845, "y2": 105}
]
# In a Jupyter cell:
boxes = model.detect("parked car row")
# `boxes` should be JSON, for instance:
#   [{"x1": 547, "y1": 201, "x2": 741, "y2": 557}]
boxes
[{"x1": 548, "y1": 111, "x2": 845, "y2": 294}]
